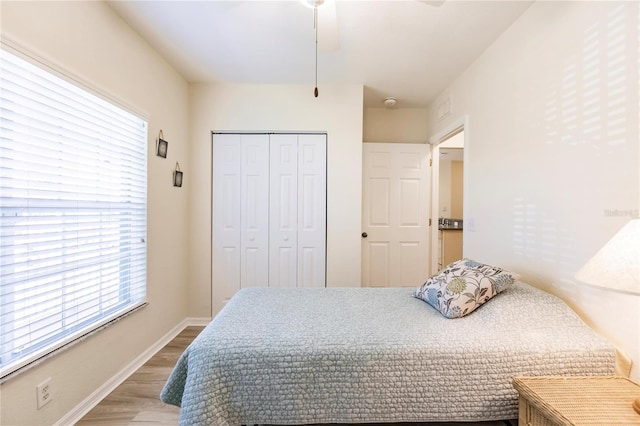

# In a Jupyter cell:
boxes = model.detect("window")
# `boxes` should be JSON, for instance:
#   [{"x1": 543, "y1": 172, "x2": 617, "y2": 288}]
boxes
[{"x1": 0, "y1": 48, "x2": 147, "y2": 379}]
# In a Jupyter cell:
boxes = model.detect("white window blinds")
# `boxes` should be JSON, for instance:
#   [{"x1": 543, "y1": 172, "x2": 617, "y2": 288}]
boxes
[{"x1": 0, "y1": 48, "x2": 148, "y2": 379}]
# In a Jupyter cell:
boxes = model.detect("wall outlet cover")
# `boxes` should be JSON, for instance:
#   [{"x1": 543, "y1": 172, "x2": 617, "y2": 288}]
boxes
[{"x1": 36, "y1": 378, "x2": 52, "y2": 409}]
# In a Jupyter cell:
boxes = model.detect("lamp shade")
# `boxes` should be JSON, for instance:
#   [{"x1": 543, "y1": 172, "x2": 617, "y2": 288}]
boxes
[{"x1": 575, "y1": 219, "x2": 640, "y2": 295}]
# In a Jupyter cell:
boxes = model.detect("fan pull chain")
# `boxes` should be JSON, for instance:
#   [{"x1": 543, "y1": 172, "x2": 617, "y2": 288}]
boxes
[{"x1": 314, "y1": 6, "x2": 319, "y2": 98}]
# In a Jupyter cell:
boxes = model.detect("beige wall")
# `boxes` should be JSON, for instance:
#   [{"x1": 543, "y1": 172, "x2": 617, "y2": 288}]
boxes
[
  {"x1": 0, "y1": 2, "x2": 190, "y2": 424},
  {"x1": 438, "y1": 158, "x2": 463, "y2": 218},
  {"x1": 427, "y1": 1, "x2": 640, "y2": 380},
  {"x1": 450, "y1": 161, "x2": 464, "y2": 218},
  {"x1": 188, "y1": 83, "x2": 364, "y2": 317},
  {"x1": 438, "y1": 159, "x2": 452, "y2": 217},
  {"x1": 363, "y1": 107, "x2": 428, "y2": 143}
]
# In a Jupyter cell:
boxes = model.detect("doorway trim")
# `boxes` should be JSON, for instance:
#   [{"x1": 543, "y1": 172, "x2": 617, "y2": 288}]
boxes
[{"x1": 429, "y1": 115, "x2": 469, "y2": 275}]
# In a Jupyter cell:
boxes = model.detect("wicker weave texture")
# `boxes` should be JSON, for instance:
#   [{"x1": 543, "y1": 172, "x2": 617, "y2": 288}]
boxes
[{"x1": 513, "y1": 376, "x2": 640, "y2": 425}]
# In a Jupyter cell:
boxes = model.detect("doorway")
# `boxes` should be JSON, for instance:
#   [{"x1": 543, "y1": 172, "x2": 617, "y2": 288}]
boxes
[{"x1": 429, "y1": 117, "x2": 468, "y2": 275}]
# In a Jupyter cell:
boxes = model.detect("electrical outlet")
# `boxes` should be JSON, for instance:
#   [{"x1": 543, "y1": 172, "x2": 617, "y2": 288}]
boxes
[{"x1": 36, "y1": 378, "x2": 52, "y2": 409}]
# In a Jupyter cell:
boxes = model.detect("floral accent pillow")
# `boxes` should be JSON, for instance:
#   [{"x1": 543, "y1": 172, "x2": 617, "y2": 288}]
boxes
[{"x1": 413, "y1": 258, "x2": 519, "y2": 319}]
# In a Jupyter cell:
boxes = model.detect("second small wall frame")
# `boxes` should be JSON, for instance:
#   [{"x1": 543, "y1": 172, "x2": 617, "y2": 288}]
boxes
[
  {"x1": 173, "y1": 162, "x2": 183, "y2": 187},
  {"x1": 156, "y1": 130, "x2": 168, "y2": 158}
]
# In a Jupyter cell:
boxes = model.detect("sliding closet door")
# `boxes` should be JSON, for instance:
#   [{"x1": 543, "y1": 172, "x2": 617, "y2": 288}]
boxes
[
  {"x1": 297, "y1": 134, "x2": 326, "y2": 287},
  {"x1": 240, "y1": 135, "x2": 270, "y2": 287},
  {"x1": 269, "y1": 134, "x2": 326, "y2": 288},
  {"x1": 214, "y1": 133, "x2": 326, "y2": 312},
  {"x1": 213, "y1": 133, "x2": 269, "y2": 299},
  {"x1": 269, "y1": 135, "x2": 299, "y2": 287},
  {"x1": 212, "y1": 134, "x2": 242, "y2": 309}
]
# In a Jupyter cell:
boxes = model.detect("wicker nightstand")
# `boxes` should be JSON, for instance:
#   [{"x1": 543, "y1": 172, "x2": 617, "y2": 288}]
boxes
[{"x1": 513, "y1": 376, "x2": 640, "y2": 425}]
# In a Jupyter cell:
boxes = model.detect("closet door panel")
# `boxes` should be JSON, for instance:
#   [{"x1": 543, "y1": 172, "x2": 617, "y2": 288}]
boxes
[
  {"x1": 214, "y1": 133, "x2": 327, "y2": 314},
  {"x1": 297, "y1": 134, "x2": 326, "y2": 287},
  {"x1": 240, "y1": 135, "x2": 270, "y2": 287},
  {"x1": 212, "y1": 135, "x2": 242, "y2": 313},
  {"x1": 269, "y1": 135, "x2": 298, "y2": 287}
]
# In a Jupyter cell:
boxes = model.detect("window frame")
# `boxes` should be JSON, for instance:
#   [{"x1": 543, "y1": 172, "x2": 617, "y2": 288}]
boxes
[{"x1": 0, "y1": 43, "x2": 149, "y2": 381}]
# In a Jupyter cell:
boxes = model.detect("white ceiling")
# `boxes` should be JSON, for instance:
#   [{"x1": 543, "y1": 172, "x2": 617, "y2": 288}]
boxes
[{"x1": 107, "y1": 0, "x2": 534, "y2": 108}]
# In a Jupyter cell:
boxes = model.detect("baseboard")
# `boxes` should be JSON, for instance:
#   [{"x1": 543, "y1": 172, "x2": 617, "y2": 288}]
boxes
[
  {"x1": 186, "y1": 316, "x2": 212, "y2": 327},
  {"x1": 55, "y1": 317, "x2": 210, "y2": 426}
]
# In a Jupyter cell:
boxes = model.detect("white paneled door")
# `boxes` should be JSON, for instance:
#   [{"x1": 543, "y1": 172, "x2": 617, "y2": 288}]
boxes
[
  {"x1": 213, "y1": 133, "x2": 326, "y2": 313},
  {"x1": 362, "y1": 143, "x2": 431, "y2": 287},
  {"x1": 212, "y1": 134, "x2": 244, "y2": 312},
  {"x1": 295, "y1": 134, "x2": 327, "y2": 287},
  {"x1": 269, "y1": 134, "x2": 326, "y2": 288},
  {"x1": 240, "y1": 135, "x2": 270, "y2": 287},
  {"x1": 269, "y1": 134, "x2": 298, "y2": 288}
]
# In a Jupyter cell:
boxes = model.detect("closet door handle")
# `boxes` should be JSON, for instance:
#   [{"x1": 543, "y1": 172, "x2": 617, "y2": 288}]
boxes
[{"x1": 362, "y1": 232, "x2": 368, "y2": 238}]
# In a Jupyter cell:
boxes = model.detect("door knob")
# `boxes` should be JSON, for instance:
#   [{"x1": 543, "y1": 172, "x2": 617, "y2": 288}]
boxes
[{"x1": 362, "y1": 232, "x2": 368, "y2": 238}]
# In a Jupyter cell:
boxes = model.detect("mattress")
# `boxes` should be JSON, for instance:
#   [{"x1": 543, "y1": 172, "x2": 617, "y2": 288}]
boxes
[{"x1": 160, "y1": 282, "x2": 616, "y2": 425}]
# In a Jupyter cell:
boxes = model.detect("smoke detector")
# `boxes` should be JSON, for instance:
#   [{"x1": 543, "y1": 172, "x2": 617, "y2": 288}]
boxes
[{"x1": 383, "y1": 97, "x2": 397, "y2": 108}]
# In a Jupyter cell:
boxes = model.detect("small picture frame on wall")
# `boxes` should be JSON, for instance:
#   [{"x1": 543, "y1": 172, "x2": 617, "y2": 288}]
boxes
[
  {"x1": 156, "y1": 138, "x2": 168, "y2": 158},
  {"x1": 173, "y1": 162, "x2": 183, "y2": 187},
  {"x1": 173, "y1": 170, "x2": 183, "y2": 187},
  {"x1": 156, "y1": 130, "x2": 168, "y2": 158}
]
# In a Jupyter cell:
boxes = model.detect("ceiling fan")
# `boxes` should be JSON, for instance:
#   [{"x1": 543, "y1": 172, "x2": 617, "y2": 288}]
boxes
[
  {"x1": 301, "y1": 0, "x2": 446, "y2": 53},
  {"x1": 300, "y1": 0, "x2": 446, "y2": 97}
]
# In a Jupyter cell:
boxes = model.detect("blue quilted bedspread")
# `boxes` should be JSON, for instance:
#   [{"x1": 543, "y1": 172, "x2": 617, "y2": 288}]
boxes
[{"x1": 160, "y1": 283, "x2": 615, "y2": 425}]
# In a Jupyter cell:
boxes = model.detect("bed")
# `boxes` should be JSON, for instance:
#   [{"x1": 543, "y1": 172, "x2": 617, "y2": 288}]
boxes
[{"x1": 161, "y1": 280, "x2": 616, "y2": 426}]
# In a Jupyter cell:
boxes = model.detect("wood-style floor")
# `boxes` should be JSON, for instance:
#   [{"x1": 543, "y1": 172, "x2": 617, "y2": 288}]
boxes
[
  {"x1": 77, "y1": 326, "x2": 513, "y2": 426},
  {"x1": 77, "y1": 326, "x2": 204, "y2": 426}
]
